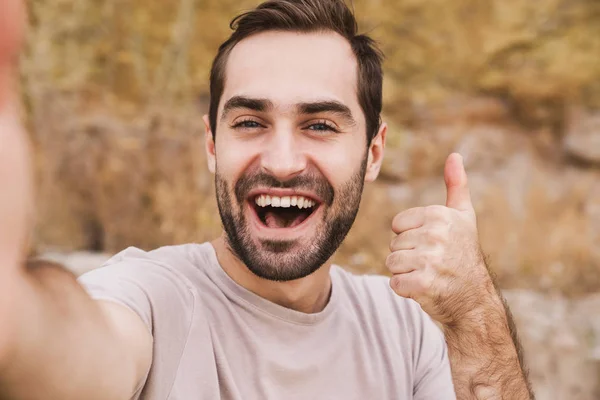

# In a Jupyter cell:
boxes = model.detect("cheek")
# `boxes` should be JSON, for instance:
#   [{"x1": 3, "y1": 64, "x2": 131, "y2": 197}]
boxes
[
  {"x1": 215, "y1": 137, "x2": 258, "y2": 179},
  {"x1": 308, "y1": 137, "x2": 366, "y2": 188}
]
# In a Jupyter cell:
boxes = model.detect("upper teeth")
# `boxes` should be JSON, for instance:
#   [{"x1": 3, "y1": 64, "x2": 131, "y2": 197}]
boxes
[{"x1": 255, "y1": 195, "x2": 316, "y2": 209}]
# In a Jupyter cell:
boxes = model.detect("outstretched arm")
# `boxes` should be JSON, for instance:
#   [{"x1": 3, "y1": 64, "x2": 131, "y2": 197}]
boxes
[{"x1": 0, "y1": 3, "x2": 152, "y2": 398}]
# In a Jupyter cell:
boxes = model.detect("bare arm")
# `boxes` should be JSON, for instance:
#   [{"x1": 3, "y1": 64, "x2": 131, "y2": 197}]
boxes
[
  {"x1": 442, "y1": 278, "x2": 533, "y2": 399},
  {"x1": 0, "y1": 262, "x2": 152, "y2": 400},
  {"x1": 0, "y1": 2, "x2": 152, "y2": 398},
  {"x1": 387, "y1": 154, "x2": 534, "y2": 399}
]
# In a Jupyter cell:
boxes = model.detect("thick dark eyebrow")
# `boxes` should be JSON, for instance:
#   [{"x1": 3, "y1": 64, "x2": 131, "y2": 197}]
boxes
[
  {"x1": 221, "y1": 96, "x2": 273, "y2": 122},
  {"x1": 298, "y1": 101, "x2": 356, "y2": 125}
]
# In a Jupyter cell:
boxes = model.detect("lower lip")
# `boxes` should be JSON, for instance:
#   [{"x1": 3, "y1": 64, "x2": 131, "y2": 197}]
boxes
[{"x1": 247, "y1": 201, "x2": 322, "y2": 239}]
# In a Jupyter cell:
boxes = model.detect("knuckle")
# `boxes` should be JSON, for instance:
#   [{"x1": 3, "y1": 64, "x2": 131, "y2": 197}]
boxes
[
  {"x1": 390, "y1": 275, "x2": 402, "y2": 292},
  {"x1": 414, "y1": 276, "x2": 427, "y2": 294},
  {"x1": 425, "y1": 227, "x2": 447, "y2": 244},
  {"x1": 389, "y1": 236, "x2": 398, "y2": 252},
  {"x1": 390, "y1": 275, "x2": 413, "y2": 299},
  {"x1": 432, "y1": 252, "x2": 444, "y2": 267},
  {"x1": 425, "y1": 205, "x2": 448, "y2": 221},
  {"x1": 391, "y1": 214, "x2": 400, "y2": 232},
  {"x1": 422, "y1": 251, "x2": 441, "y2": 268},
  {"x1": 392, "y1": 207, "x2": 422, "y2": 232},
  {"x1": 391, "y1": 212, "x2": 404, "y2": 231},
  {"x1": 390, "y1": 230, "x2": 410, "y2": 251},
  {"x1": 385, "y1": 252, "x2": 397, "y2": 269},
  {"x1": 415, "y1": 273, "x2": 434, "y2": 294}
]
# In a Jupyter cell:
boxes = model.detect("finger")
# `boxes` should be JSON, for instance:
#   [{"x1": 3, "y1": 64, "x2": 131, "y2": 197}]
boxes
[
  {"x1": 444, "y1": 153, "x2": 473, "y2": 212},
  {"x1": 389, "y1": 271, "x2": 429, "y2": 300},
  {"x1": 385, "y1": 250, "x2": 418, "y2": 275},
  {"x1": 391, "y1": 207, "x2": 425, "y2": 234},
  {"x1": 0, "y1": 0, "x2": 25, "y2": 61},
  {"x1": 389, "y1": 228, "x2": 422, "y2": 251},
  {"x1": 0, "y1": 0, "x2": 25, "y2": 109}
]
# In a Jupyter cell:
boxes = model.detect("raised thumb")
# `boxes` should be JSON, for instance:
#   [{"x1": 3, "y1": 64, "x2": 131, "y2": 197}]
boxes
[{"x1": 444, "y1": 153, "x2": 472, "y2": 211}]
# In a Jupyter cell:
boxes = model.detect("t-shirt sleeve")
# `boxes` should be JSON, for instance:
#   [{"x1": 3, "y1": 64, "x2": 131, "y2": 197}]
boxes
[
  {"x1": 412, "y1": 307, "x2": 456, "y2": 400},
  {"x1": 77, "y1": 247, "x2": 195, "y2": 400}
]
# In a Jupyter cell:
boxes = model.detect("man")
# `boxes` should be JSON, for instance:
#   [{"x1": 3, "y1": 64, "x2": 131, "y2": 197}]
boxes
[{"x1": 0, "y1": 0, "x2": 534, "y2": 399}]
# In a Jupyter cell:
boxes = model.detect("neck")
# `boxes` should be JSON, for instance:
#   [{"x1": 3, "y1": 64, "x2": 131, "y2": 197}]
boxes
[{"x1": 211, "y1": 235, "x2": 333, "y2": 314}]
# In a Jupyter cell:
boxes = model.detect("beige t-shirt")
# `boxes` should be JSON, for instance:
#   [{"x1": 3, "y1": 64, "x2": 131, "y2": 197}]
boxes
[{"x1": 78, "y1": 243, "x2": 455, "y2": 400}]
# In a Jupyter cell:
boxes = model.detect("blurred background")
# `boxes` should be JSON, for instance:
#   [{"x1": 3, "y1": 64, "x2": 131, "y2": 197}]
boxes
[{"x1": 23, "y1": 0, "x2": 600, "y2": 398}]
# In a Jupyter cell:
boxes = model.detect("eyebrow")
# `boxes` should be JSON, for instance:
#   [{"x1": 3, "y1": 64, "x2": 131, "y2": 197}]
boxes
[
  {"x1": 298, "y1": 101, "x2": 356, "y2": 125},
  {"x1": 220, "y1": 96, "x2": 356, "y2": 125},
  {"x1": 221, "y1": 96, "x2": 274, "y2": 122}
]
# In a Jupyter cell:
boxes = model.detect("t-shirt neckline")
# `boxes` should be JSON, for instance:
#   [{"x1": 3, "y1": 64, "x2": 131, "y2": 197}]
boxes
[{"x1": 200, "y1": 242, "x2": 340, "y2": 326}]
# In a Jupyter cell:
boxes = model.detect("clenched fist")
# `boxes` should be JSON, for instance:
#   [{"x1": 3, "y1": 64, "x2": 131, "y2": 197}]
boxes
[{"x1": 386, "y1": 153, "x2": 495, "y2": 327}]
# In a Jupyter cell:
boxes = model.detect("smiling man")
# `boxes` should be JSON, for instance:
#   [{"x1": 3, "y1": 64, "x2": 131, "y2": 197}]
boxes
[
  {"x1": 210, "y1": 27, "x2": 376, "y2": 289},
  {"x1": 0, "y1": 0, "x2": 534, "y2": 399}
]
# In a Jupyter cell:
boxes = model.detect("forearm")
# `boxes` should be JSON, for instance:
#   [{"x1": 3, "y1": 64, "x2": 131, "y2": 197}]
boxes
[
  {"x1": 0, "y1": 262, "x2": 139, "y2": 400},
  {"x1": 443, "y1": 291, "x2": 533, "y2": 400}
]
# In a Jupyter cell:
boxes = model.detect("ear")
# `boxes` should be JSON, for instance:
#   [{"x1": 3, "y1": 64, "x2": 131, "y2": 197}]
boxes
[
  {"x1": 364, "y1": 121, "x2": 387, "y2": 182},
  {"x1": 203, "y1": 114, "x2": 216, "y2": 174}
]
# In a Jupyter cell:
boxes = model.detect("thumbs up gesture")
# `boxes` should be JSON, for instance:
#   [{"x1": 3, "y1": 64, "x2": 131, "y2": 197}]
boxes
[{"x1": 386, "y1": 153, "x2": 494, "y2": 326}]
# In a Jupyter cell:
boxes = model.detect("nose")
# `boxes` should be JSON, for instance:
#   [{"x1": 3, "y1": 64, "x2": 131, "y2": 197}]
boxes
[{"x1": 260, "y1": 129, "x2": 307, "y2": 181}]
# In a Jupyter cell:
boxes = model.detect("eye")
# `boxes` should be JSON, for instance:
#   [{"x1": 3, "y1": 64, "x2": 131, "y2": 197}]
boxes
[
  {"x1": 232, "y1": 119, "x2": 264, "y2": 129},
  {"x1": 305, "y1": 121, "x2": 339, "y2": 133}
]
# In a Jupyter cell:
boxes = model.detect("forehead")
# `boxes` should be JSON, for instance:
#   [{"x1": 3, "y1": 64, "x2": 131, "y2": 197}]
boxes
[{"x1": 221, "y1": 31, "x2": 360, "y2": 114}]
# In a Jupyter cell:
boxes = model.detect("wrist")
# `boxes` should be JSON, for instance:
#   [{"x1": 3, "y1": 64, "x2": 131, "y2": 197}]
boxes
[{"x1": 446, "y1": 272, "x2": 504, "y2": 327}]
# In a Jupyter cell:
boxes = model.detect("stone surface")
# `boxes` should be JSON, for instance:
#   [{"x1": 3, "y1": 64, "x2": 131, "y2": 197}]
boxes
[
  {"x1": 564, "y1": 109, "x2": 600, "y2": 165},
  {"x1": 505, "y1": 291, "x2": 600, "y2": 400}
]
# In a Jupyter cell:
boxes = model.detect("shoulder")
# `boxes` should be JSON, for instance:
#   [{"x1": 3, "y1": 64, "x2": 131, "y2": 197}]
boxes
[
  {"x1": 82, "y1": 242, "x2": 214, "y2": 286},
  {"x1": 77, "y1": 242, "x2": 215, "y2": 329},
  {"x1": 103, "y1": 242, "x2": 212, "y2": 272}
]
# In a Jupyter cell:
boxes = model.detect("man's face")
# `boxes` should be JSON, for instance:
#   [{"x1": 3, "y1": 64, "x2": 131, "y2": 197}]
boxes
[{"x1": 206, "y1": 31, "x2": 383, "y2": 281}]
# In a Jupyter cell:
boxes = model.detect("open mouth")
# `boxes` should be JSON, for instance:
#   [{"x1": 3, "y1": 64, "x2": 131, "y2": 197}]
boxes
[{"x1": 251, "y1": 194, "x2": 319, "y2": 229}]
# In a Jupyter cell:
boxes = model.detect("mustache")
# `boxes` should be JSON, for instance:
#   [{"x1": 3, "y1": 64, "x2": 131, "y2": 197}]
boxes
[{"x1": 235, "y1": 171, "x2": 334, "y2": 206}]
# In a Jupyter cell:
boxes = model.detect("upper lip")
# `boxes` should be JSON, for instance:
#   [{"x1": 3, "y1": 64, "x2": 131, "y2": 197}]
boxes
[{"x1": 247, "y1": 188, "x2": 322, "y2": 204}]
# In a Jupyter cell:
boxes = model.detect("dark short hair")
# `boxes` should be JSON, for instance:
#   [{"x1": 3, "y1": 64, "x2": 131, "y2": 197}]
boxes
[{"x1": 208, "y1": 0, "x2": 384, "y2": 143}]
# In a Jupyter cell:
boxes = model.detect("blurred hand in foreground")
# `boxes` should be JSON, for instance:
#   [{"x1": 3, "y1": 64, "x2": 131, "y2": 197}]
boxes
[{"x1": 0, "y1": 0, "x2": 31, "y2": 348}]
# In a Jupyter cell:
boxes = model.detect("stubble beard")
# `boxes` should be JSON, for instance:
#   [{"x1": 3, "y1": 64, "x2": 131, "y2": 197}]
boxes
[{"x1": 215, "y1": 157, "x2": 367, "y2": 282}]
